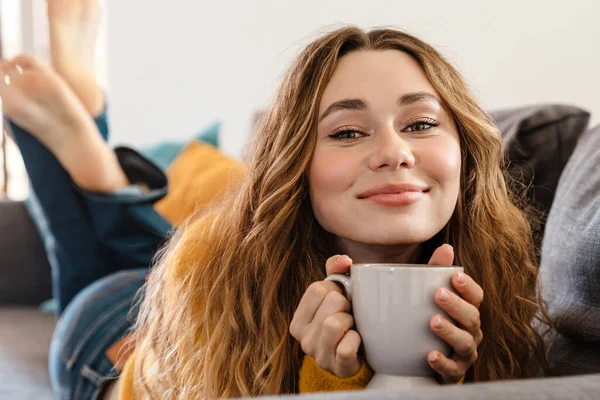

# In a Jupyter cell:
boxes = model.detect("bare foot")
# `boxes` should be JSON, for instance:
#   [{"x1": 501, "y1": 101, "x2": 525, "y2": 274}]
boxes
[
  {"x1": 47, "y1": 0, "x2": 104, "y2": 116},
  {"x1": 0, "y1": 55, "x2": 128, "y2": 193}
]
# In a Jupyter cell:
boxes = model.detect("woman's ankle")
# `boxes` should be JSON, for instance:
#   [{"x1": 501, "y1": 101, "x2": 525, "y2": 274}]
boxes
[
  {"x1": 53, "y1": 61, "x2": 105, "y2": 116},
  {"x1": 56, "y1": 126, "x2": 130, "y2": 194},
  {"x1": 47, "y1": 0, "x2": 103, "y2": 116}
]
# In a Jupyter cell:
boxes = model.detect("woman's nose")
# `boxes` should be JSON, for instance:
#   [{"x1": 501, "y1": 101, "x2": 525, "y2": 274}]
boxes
[{"x1": 367, "y1": 128, "x2": 416, "y2": 171}]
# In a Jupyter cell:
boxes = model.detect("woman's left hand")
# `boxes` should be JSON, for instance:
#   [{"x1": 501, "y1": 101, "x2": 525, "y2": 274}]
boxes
[{"x1": 428, "y1": 244, "x2": 484, "y2": 383}]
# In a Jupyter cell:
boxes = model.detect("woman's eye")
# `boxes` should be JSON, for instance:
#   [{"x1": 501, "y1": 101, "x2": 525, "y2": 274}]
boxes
[
  {"x1": 329, "y1": 129, "x2": 365, "y2": 140},
  {"x1": 404, "y1": 119, "x2": 439, "y2": 133}
]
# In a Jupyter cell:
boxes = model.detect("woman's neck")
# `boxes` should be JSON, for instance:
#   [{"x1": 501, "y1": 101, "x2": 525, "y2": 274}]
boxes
[{"x1": 335, "y1": 237, "x2": 422, "y2": 264}]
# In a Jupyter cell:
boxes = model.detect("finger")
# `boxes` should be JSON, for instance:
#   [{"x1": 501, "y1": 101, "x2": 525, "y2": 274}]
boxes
[
  {"x1": 452, "y1": 272, "x2": 484, "y2": 309},
  {"x1": 428, "y1": 244, "x2": 454, "y2": 266},
  {"x1": 320, "y1": 313, "x2": 355, "y2": 362},
  {"x1": 430, "y1": 314, "x2": 477, "y2": 359},
  {"x1": 334, "y1": 329, "x2": 362, "y2": 377},
  {"x1": 312, "y1": 290, "x2": 350, "y2": 326},
  {"x1": 290, "y1": 281, "x2": 344, "y2": 338},
  {"x1": 435, "y1": 288, "x2": 481, "y2": 337},
  {"x1": 427, "y1": 351, "x2": 467, "y2": 383},
  {"x1": 325, "y1": 254, "x2": 353, "y2": 276}
]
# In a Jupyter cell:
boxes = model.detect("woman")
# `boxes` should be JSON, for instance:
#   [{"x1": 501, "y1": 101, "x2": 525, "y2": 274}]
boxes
[
  {"x1": 0, "y1": 22, "x2": 548, "y2": 400},
  {"x1": 127, "y1": 26, "x2": 549, "y2": 398}
]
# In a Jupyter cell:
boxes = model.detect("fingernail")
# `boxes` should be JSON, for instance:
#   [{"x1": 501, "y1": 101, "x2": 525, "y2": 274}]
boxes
[
  {"x1": 457, "y1": 272, "x2": 467, "y2": 285},
  {"x1": 439, "y1": 289, "x2": 450, "y2": 302},
  {"x1": 445, "y1": 244, "x2": 453, "y2": 249},
  {"x1": 434, "y1": 316, "x2": 443, "y2": 329},
  {"x1": 429, "y1": 352, "x2": 439, "y2": 362}
]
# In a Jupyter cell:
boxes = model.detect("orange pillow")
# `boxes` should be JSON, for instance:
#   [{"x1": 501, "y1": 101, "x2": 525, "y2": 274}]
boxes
[{"x1": 153, "y1": 141, "x2": 246, "y2": 227}]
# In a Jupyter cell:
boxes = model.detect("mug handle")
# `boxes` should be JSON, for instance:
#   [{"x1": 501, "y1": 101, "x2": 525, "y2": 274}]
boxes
[{"x1": 325, "y1": 274, "x2": 353, "y2": 302}]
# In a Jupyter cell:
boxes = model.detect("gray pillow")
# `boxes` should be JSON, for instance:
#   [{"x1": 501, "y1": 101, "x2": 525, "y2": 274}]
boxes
[
  {"x1": 0, "y1": 200, "x2": 52, "y2": 304},
  {"x1": 539, "y1": 124, "x2": 600, "y2": 375},
  {"x1": 490, "y1": 104, "x2": 590, "y2": 230}
]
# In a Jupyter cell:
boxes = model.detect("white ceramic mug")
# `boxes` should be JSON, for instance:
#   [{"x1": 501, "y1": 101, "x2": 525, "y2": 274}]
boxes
[{"x1": 326, "y1": 264, "x2": 463, "y2": 389}]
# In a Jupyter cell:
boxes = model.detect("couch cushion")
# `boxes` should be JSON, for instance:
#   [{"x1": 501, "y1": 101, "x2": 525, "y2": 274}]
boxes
[
  {"x1": 0, "y1": 200, "x2": 52, "y2": 304},
  {"x1": 0, "y1": 307, "x2": 55, "y2": 399},
  {"x1": 490, "y1": 104, "x2": 590, "y2": 231},
  {"x1": 154, "y1": 141, "x2": 246, "y2": 227},
  {"x1": 140, "y1": 121, "x2": 220, "y2": 171},
  {"x1": 243, "y1": 374, "x2": 600, "y2": 400},
  {"x1": 539, "y1": 125, "x2": 600, "y2": 375}
]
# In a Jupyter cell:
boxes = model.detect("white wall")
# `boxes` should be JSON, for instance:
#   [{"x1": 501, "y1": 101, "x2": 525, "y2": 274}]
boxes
[
  {"x1": 0, "y1": 1, "x2": 22, "y2": 57},
  {"x1": 1, "y1": 0, "x2": 109, "y2": 90},
  {"x1": 105, "y1": 0, "x2": 599, "y2": 159}
]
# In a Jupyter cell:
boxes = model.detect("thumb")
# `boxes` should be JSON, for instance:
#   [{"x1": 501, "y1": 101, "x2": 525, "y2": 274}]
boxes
[
  {"x1": 428, "y1": 244, "x2": 454, "y2": 266},
  {"x1": 326, "y1": 254, "x2": 353, "y2": 276}
]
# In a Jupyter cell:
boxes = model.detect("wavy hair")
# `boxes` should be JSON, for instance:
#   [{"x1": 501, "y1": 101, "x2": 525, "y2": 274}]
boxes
[{"x1": 133, "y1": 26, "x2": 550, "y2": 398}]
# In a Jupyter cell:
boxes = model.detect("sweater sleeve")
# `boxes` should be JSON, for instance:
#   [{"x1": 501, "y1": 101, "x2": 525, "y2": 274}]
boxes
[
  {"x1": 298, "y1": 355, "x2": 465, "y2": 393},
  {"x1": 118, "y1": 352, "x2": 135, "y2": 400},
  {"x1": 299, "y1": 356, "x2": 373, "y2": 393}
]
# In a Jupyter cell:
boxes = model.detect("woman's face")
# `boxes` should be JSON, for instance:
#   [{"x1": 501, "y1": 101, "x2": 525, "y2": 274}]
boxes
[{"x1": 309, "y1": 50, "x2": 461, "y2": 248}]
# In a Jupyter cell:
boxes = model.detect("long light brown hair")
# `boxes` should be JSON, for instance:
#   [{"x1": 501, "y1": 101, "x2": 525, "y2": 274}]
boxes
[{"x1": 133, "y1": 26, "x2": 549, "y2": 398}]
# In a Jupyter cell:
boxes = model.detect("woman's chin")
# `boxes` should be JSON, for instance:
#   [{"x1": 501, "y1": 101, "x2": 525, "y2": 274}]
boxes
[{"x1": 343, "y1": 232, "x2": 431, "y2": 247}]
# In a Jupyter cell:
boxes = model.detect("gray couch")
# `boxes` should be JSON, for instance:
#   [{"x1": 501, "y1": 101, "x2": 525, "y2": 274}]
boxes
[
  {"x1": 1, "y1": 105, "x2": 599, "y2": 399},
  {"x1": 0, "y1": 199, "x2": 56, "y2": 400}
]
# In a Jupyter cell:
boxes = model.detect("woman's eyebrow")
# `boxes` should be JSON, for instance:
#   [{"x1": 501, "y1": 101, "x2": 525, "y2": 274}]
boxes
[
  {"x1": 398, "y1": 92, "x2": 441, "y2": 107},
  {"x1": 319, "y1": 99, "x2": 366, "y2": 122},
  {"x1": 319, "y1": 92, "x2": 441, "y2": 122}
]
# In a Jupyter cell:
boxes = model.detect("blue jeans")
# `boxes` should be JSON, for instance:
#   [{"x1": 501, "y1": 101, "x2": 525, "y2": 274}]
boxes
[{"x1": 9, "y1": 109, "x2": 172, "y2": 399}]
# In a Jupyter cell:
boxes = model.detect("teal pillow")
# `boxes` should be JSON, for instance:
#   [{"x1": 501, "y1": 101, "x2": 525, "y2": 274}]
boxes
[{"x1": 140, "y1": 121, "x2": 220, "y2": 170}]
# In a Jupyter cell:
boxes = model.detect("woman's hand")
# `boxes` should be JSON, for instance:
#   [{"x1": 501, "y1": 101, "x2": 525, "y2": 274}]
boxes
[
  {"x1": 427, "y1": 244, "x2": 484, "y2": 383},
  {"x1": 289, "y1": 254, "x2": 362, "y2": 378}
]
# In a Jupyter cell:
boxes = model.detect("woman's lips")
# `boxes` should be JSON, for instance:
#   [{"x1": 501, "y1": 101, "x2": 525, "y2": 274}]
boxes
[
  {"x1": 362, "y1": 191, "x2": 426, "y2": 206},
  {"x1": 357, "y1": 184, "x2": 429, "y2": 206}
]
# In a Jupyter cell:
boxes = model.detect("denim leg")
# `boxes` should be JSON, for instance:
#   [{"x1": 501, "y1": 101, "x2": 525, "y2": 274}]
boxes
[
  {"x1": 9, "y1": 109, "x2": 113, "y2": 312},
  {"x1": 93, "y1": 108, "x2": 110, "y2": 142},
  {"x1": 79, "y1": 147, "x2": 172, "y2": 272},
  {"x1": 49, "y1": 269, "x2": 147, "y2": 400}
]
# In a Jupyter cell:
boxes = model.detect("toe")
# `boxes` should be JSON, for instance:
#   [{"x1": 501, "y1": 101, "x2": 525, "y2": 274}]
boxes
[{"x1": 12, "y1": 54, "x2": 39, "y2": 70}]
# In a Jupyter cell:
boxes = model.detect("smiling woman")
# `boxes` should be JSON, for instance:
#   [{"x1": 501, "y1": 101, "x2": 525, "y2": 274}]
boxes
[{"x1": 126, "y1": 27, "x2": 550, "y2": 399}]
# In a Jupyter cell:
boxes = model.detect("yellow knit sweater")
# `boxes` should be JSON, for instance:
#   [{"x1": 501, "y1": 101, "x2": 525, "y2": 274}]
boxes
[{"x1": 118, "y1": 351, "x2": 373, "y2": 398}]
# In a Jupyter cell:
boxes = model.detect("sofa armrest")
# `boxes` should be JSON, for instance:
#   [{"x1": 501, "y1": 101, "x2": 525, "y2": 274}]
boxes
[
  {"x1": 248, "y1": 374, "x2": 600, "y2": 400},
  {"x1": 0, "y1": 199, "x2": 52, "y2": 304}
]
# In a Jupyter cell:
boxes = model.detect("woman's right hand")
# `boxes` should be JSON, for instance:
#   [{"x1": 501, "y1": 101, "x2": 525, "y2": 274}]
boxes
[{"x1": 289, "y1": 255, "x2": 362, "y2": 378}]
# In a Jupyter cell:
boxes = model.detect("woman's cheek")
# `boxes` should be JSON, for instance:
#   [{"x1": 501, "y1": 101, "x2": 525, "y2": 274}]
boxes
[
  {"x1": 427, "y1": 139, "x2": 461, "y2": 184},
  {"x1": 311, "y1": 149, "x2": 358, "y2": 193},
  {"x1": 309, "y1": 149, "x2": 358, "y2": 226}
]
